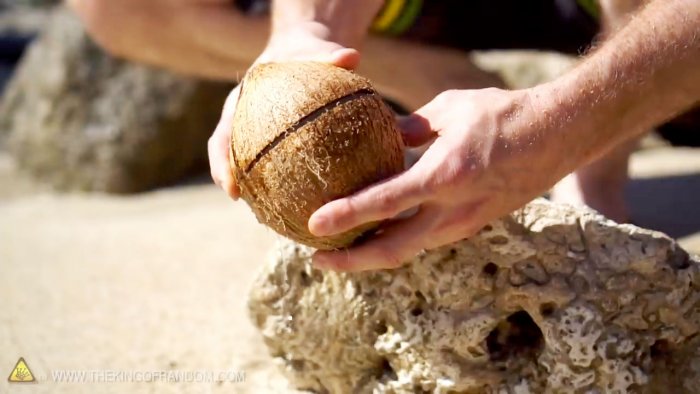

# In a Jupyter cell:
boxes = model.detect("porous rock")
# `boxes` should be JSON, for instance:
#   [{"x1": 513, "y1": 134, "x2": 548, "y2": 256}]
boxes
[
  {"x1": 248, "y1": 199, "x2": 700, "y2": 393},
  {"x1": 0, "y1": 8, "x2": 231, "y2": 192}
]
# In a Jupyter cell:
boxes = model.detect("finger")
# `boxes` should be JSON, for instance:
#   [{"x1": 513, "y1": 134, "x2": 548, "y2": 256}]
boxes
[
  {"x1": 325, "y1": 48, "x2": 361, "y2": 70},
  {"x1": 308, "y1": 165, "x2": 430, "y2": 237},
  {"x1": 273, "y1": 46, "x2": 360, "y2": 69},
  {"x1": 209, "y1": 86, "x2": 241, "y2": 199},
  {"x1": 397, "y1": 113, "x2": 435, "y2": 147},
  {"x1": 312, "y1": 207, "x2": 438, "y2": 272}
]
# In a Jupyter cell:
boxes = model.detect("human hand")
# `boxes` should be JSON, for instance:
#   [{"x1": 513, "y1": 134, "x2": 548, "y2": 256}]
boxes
[
  {"x1": 308, "y1": 88, "x2": 567, "y2": 272},
  {"x1": 208, "y1": 25, "x2": 360, "y2": 198}
]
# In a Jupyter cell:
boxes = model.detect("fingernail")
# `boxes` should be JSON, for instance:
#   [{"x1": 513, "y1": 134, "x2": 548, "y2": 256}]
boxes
[
  {"x1": 309, "y1": 215, "x2": 330, "y2": 236},
  {"x1": 218, "y1": 178, "x2": 237, "y2": 200},
  {"x1": 228, "y1": 185, "x2": 239, "y2": 201}
]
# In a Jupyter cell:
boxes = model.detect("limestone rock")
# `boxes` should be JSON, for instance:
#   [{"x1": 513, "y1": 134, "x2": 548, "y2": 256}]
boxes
[
  {"x1": 0, "y1": 8, "x2": 232, "y2": 192},
  {"x1": 248, "y1": 199, "x2": 700, "y2": 393}
]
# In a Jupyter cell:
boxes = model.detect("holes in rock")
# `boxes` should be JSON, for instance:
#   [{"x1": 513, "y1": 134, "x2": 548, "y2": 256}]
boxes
[
  {"x1": 412, "y1": 385, "x2": 430, "y2": 394},
  {"x1": 415, "y1": 290, "x2": 427, "y2": 302},
  {"x1": 482, "y1": 225, "x2": 493, "y2": 232},
  {"x1": 375, "y1": 321, "x2": 387, "y2": 335},
  {"x1": 650, "y1": 339, "x2": 671, "y2": 357},
  {"x1": 411, "y1": 291, "x2": 426, "y2": 317},
  {"x1": 540, "y1": 302, "x2": 556, "y2": 317},
  {"x1": 299, "y1": 271, "x2": 312, "y2": 287},
  {"x1": 410, "y1": 307, "x2": 423, "y2": 317},
  {"x1": 375, "y1": 358, "x2": 397, "y2": 380},
  {"x1": 668, "y1": 248, "x2": 690, "y2": 270},
  {"x1": 488, "y1": 236, "x2": 509, "y2": 245},
  {"x1": 290, "y1": 359, "x2": 305, "y2": 371},
  {"x1": 486, "y1": 311, "x2": 544, "y2": 363},
  {"x1": 483, "y1": 262, "x2": 499, "y2": 277}
]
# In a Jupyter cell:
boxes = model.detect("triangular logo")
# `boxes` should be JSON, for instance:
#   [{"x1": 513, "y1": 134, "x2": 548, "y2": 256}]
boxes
[{"x1": 7, "y1": 357, "x2": 36, "y2": 383}]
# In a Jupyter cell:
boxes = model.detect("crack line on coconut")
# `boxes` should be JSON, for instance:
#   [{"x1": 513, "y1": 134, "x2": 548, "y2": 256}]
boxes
[{"x1": 243, "y1": 88, "x2": 376, "y2": 173}]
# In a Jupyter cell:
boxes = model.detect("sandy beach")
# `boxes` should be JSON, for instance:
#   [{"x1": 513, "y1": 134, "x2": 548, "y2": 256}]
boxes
[
  {"x1": 1, "y1": 141, "x2": 698, "y2": 393},
  {"x1": 0, "y1": 163, "x2": 293, "y2": 393}
]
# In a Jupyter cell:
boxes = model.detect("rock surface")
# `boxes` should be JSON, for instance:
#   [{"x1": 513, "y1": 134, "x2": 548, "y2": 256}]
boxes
[
  {"x1": 249, "y1": 199, "x2": 700, "y2": 393},
  {"x1": 0, "y1": 8, "x2": 232, "y2": 192}
]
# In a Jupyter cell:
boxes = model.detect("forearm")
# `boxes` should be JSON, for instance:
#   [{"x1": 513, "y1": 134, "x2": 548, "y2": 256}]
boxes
[
  {"x1": 271, "y1": 0, "x2": 383, "y2": 48},
  {"x1": 70, "y1": 0, "x2": 268, "y2": 80},
  {"x1": 534, "y1": 0, "x2": 700, "y2": 174}
]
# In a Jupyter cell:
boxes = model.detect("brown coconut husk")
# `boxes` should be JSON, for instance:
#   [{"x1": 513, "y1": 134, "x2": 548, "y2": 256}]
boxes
[{"x1": 230, "y1": 62, "x2": 405, "y2": 250}]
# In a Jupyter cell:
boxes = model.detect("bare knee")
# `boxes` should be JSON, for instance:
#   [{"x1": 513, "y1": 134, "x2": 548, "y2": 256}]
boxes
[
  {"x1": 67, "y1": 0, "x2": 137, "y2": 56},
  {"x1": 598, "y1": 0, "x2": 647, "y2": 31}
]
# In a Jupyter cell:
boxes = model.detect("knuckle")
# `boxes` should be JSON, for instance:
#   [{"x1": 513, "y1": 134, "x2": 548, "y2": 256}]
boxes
[
  {"x1": 433, "y1": 90, "x2": 453, "y2": 105},
  {"x1": 439, "y1": 89, "x2": 462, "y2": 102},
  {"x1": 207, "y1": 135, "x2": 218, "y2": 152},
  {"x1": 336, "y1": 198, "x2": 358, "y2": 219},
  {"x1": 373, "y1": 192, "x2": 400, "y2": 217},
  {"x1": 416, "y1": 172, "x2": 436, "y2": 195},
  {"x1": 481, "y1": 87, "x2": 502, "y2": 96},
  {"x1": 324, "y1": 199, "x2": 359, "y2": 231},
  {"x1": 376, "y1": 247, "x2": 404, "y2": 269}
]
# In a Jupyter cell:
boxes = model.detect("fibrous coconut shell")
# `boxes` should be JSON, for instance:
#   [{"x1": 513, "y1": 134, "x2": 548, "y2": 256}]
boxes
[{"x1": 231, "y1": 62, "x2": 405, "y2": 250}]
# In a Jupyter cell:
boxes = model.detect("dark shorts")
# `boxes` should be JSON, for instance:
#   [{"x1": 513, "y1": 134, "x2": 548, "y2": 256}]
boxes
[
  {"x1": 235, "y1": 0, "x2": 700, "y2": 143},
  {"x1": 385, "y1": 0, "x2": 601, "y2": 55},
  {"x1": 236, "y1": 0, "x2": 601, "y2": 55}
]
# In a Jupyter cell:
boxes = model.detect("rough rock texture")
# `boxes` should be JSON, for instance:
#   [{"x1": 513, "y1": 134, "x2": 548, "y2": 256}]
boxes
[
  {"x1": 0, "y1": 8, "x2": 232, "y2": 192},
  {"x1": 249, "y1": 199, "x2": 700, "y2": 393}
]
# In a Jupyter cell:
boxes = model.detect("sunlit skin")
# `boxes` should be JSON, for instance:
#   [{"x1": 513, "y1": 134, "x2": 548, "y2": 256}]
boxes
[
  {"x1": 313, "y1": 0, "x2": 699, "y2": 271},
  {"x1": 224, "y1": 0, "x2": 700, "y2": 271},
  {"x1": 70, "y1": 0, "x2": 700, "y2": 272}
]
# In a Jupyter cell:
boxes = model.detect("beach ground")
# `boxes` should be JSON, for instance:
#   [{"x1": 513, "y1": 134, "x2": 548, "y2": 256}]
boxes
[{"x1": 0, "y1": 133, "x2": 698, "y2": 394}]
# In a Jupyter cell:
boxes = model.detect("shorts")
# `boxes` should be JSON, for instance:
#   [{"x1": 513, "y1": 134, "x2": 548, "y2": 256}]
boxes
[
  {"x1": 236, "y1": 0, "x2": 601, "y2": 55},
  {"x1": 234, "y1": 0, "x2": 700, "y2": 145},
  {"x1": 374, "y1": 0, "x2": 601, "y2": 55}
]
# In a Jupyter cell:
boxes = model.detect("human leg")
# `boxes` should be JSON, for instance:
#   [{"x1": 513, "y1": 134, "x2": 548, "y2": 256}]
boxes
[
  {"x1": 551, "y1": 0, "x2": 645, "y2": 221},
  {"x1": 68, "y1": 0, "x2": 269, "y2": 80}
]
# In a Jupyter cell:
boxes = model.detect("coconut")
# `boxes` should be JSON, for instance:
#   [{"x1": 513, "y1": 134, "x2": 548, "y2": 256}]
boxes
[{"x1": 230, "y1": 62, "x2": 405, "y2": 250}]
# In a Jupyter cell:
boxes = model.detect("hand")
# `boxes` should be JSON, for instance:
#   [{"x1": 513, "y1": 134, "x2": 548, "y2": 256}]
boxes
[
  {"x1": 208, "y1": 25, "x2": 360, "y2": 198},
  {"x1": 308, "y1": 88, "x2": 566, "y2": 272}
]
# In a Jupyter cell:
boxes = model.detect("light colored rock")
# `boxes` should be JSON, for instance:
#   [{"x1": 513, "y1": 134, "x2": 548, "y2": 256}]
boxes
[
  {"x1": 0, "y1": 7, "x2": 52, "y2": 35},
  {"x1": 0, "y1": 8, "x2": 231, "y2": 192},
  {"x1": 471, "y1": 50, "x2": 577, "y2": 89},
  {"x1": 249, "y1": 199, "x2": 700, "y2": 393}
]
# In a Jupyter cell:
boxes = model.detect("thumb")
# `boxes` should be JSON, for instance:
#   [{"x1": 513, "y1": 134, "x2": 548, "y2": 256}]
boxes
[
  {"x1": 208, "y1": 86, "x2": 241, "y2": 200},
  {"x1": 323, "y1": 48, "x2": 361, "y2": 70},
  {"x1": 397, "y1": 113, "x2": 435, "y2": 147}
]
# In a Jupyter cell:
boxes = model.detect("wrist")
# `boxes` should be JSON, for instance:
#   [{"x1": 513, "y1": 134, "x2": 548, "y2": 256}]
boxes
[
  {"x1": 525, "y1": 80, "x2": 596, "y2": 173},
  {"x1": 503, "y1": 85, "x2": 583, "y2": 189}
]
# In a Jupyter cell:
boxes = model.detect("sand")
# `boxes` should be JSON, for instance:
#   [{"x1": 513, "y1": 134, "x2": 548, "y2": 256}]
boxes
[
  {"x1": 0, "y1": 144, "x2": 698, "y2": 393},
  {"x1": 0, "y1": 171, "x2": 294, "y2": 393}
]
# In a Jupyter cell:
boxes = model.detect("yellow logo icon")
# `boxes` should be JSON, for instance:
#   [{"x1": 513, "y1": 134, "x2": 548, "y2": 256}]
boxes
[{"x1": 7, "y1": 357, "x2": 36, "y2": 383}]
